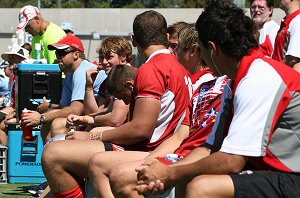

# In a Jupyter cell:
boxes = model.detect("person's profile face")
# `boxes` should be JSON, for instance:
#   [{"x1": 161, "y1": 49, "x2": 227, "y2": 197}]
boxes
[
  {"x1": 25, "y1": 18, "x2": 39, "y2": 36},
  {"x1": 176, "y1": 44, "x2": 191, "y2": 70},
  {"x1": 101, "y1": 51, "x2": 125, "y2": 75},
  {"x1": 168, "y1": 33, "x2": 179, "y2": 55}
]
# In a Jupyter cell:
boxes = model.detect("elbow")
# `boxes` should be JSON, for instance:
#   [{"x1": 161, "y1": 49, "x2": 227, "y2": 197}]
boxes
[
  {"x1": 131, "y1": 122, "x2": 153, "y2": 139},
  {"x1": 225, "y1": 155, "x2": 247, "y2": 174},
  {"x1": 108, "y1": 116, "x2": 127, "y2": 127}
]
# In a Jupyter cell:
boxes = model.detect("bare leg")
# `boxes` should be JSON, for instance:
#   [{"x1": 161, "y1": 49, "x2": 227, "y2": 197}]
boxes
[
  {"x1": 185, "y1": 175, "x2": 234, "y2": 198},
  {"x1": 41, "y1": 140, "x2": 106, "y2": 193},
  {"x1": 50, "y1": 118, "x2": 70, "y2": 137},
  {"x1": 109, "y1": 159, "x2": 153, "y2": 198},
  {"x1": 88, "y1": 151, "x2": 149, "y2": 198},
  {"x1": 0, "y1": 129, "x2": 7, "y2": 145},
  {"x1": 41, "y1": 122, "x2": 51, "y2": 144}
]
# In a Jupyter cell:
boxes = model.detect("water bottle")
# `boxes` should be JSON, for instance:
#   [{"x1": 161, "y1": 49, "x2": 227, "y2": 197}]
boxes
[
  {"x1": 35, "y1": 43, "x2": 41, "y2": 60},
  {"x1": 21, "y1": 108, "x2": 33, "y2": 140}
]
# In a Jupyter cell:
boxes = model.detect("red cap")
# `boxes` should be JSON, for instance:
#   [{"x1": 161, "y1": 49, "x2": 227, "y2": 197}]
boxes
[{"x1": 48, "y1": 35, "x2": 84, "y2": 52}]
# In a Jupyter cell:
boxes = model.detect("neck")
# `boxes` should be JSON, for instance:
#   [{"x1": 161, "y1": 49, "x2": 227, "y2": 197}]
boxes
[
  {"x1": 39, "y1": 19, "x2": 50, "y2": 35},
  {"x1": 70, "y1": 59, "x2": 83, "y2": 74},
  {"x1": 139, "y1": 45, "x2": 167, "y2": 62},
  {"x1": 227, "y1": 59, "x2": 240, "y2": 80},
  {"x1": 285, "y1": 4, "x2": 300, "y2": 16}
]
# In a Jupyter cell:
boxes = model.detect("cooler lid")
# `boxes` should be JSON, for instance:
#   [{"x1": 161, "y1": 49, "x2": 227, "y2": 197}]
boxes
[{"x1": 17, "y1": 64, "x2": 61, "y2": 71}]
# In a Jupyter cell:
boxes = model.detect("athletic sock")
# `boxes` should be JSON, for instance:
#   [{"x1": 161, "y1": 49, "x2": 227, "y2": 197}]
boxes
[{"x1": 53, "y1": 185, "x2": 84, "y2": 198}]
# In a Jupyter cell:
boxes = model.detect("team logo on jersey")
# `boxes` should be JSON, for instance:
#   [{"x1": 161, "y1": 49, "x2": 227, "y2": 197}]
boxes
[
  {"x1": 191, "y1": 107, "x2": 218, "y2": 132},
  {"x1": 199, "y1": 85, "x2": 211, "y2": 99}
]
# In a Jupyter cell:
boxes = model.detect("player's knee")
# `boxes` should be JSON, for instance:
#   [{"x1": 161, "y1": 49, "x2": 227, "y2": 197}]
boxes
[
  {"x1": 109, "y1": 165, "x2": 131, "y2": 195},
  {"x1": 186, "y1": 176, "x2": 211, "y2": 198},
  {"x1": 41, "y1": 142, "x2": 63, "y2": 169},
  {"x1": 88, "y1": 153, "x2": 104, "y2": 175}
]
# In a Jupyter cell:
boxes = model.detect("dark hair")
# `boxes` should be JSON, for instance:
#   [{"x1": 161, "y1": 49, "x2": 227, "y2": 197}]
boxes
[
  {"x1": 22, "y1": 43, "x2": 32, "y2": 54},
  {"x1": 133, "y1": 10, "x2": 168, "y2": 49},
  {"x1": 167, "y1": 21, "x2": 190, "y2": 36},
  {"x1": 196, "y1": 0, "x2": 259, "y2": 60},
  {"x1": 107, "y1": 64, "x2": 137, "y2": 95},
  {"x1": 250, "y1": 0, "x2": 274, "y2": 17}
]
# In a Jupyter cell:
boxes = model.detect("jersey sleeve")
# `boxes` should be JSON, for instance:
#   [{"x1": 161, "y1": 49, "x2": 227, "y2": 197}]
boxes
[
  {"x1": 220, "y1": 60, "x2": 283, "y2": 157},
  {"x1": 135, "y1": 66, "x2": 165, "y2": 100}
]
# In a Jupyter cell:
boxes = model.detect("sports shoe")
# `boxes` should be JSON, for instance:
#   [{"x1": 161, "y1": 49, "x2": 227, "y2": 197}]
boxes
[{"x1": 27, "y1": 181, "x2": 48, "y2": 195}]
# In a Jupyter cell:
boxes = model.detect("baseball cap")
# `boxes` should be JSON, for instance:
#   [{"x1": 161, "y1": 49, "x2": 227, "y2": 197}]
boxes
[
  {"x1": 1, "y1": 45, "x2": 29, "y2": 61},
  {"x1": 0, "y1": 61, "x2": 9, "y2": 68},
  {"x1": 17, "y1": 5, "x2": 40, "y2": 30},
  {"x1": 48, "y1": 35, "x2": 84, "y2": 53},
  {"x1": 60, "y1": 23, "x2": 75, "y2": 33}
]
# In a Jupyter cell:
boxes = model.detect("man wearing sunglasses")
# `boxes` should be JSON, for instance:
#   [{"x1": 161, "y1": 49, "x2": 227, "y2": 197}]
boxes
[{"x1": 21, "y1": 35, "x2": 106, "y2": 144}]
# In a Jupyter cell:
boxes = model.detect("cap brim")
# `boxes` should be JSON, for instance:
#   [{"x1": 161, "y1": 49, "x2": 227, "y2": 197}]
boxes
[
  {"x1": 48, "y1": 44, "x2": 70, "y2": 51},
  {"x1": 1, "y1": 52, "x2": 26, "y2": 61},
  {"x1": 17, "y1": 21, "x2": 28, "y2": 30}
]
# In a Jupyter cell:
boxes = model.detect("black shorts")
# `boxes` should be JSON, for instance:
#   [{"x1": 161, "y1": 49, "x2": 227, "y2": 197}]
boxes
[
  {"x1": 230, "y1": 171, "x2": 300, "y2": 198},
  {"x1": 102, "y1": 141, "x2": 125, "y2": 151}
]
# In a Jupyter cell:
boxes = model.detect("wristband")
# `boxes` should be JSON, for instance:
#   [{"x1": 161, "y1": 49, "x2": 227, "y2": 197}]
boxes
[{"x1": 82, "y1": 116, "x2": 90, "y2": 124}]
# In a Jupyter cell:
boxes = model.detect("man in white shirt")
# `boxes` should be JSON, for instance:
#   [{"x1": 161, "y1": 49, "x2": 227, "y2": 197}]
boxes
[{"x1": 250, "y1": 0, "x2": 279, "y2": 56}]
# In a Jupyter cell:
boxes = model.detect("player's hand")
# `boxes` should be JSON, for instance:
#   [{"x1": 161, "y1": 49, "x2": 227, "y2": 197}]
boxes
[{"x1": 65, "y1": 131, "x2": 91, "y2": 140}]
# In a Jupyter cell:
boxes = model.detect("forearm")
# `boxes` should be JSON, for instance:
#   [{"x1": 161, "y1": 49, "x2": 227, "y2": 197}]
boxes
[
  {"x1": 49, "y1": 103, "x2": 61, "y2": 110},
  {"x1": 93, "y1": 112, "x2": 127, "y2": 127},
  {"x1": 93, "y1": 101, "x2": 129, "y2": 127},
  {"x1": 44, "y1": 102, "x2": 83, "y2": 123},
  {"x1": 147, "y1": 125, "x2": 190, "y2": 158},
  {"x1": 171, "y1": 147, "x2": 211, "y2": 166},
  {"x1": 91, "y1": 121, "x2": 150, "y2": 145},
  {"x1": 83, "y1": 88, "x2": 99, "y2": 115},
  {"x1": 169, "y1": 151, "x2": 247, "y2": 184}
]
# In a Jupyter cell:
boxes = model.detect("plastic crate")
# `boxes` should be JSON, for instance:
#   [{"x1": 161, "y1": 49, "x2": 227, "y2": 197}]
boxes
[{"x1": 0, "y1": 145, "x2": 7, "y2": 183}]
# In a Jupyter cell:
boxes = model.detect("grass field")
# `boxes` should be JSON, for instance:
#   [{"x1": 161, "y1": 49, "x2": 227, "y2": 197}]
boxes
[{"x1": 0, "y1": 183, "x2": 37, "y2": 197}]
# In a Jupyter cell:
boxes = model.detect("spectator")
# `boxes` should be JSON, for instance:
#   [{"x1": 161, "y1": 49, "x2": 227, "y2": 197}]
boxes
[
  {"x1": 0, "y1": 45, "x2": 31, "y2": 145},
  {"x1": 250, "y1": 0, "x2": 279, "y2": 56},
  {"x1": 86, "y1": 25, "x2": 230, "y2": 198},
  {"x1": 66, "y1": 36, "x2": 133, "y2": 130},
  {"x1": 0, "y1": 61, "x2": 9, "y2": 101},
  {"x1": 60, "y1": 22, "x2": 75, "y2": 35},
  {"x1": 21, "y1": 35, "x2": 106, "y2": 144},
  {"x1": 17, "y1": 5, "x2": 66, "y2": 63},
  {"x1": 22, "y1": 43, "x2": 32, "y2": 54},
  {"x1": 167, "y1": 21, "x2": 190, "y2": 55},
  {"x1": 41, "y1": 10, "x2": 190, "y2": 198},
  {"x1": 272, "y1": 0, "x2": 300, "y2": 72},
  {"x1": 135, "y1": 1, "x2": 300, "y2": 197},
  {"x1": 0, "y1": 61, "x2": 10, "y2": 145}
]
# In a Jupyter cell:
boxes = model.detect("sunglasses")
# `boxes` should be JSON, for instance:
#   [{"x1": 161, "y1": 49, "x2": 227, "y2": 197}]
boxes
[{"x1": 55, "y1": 49, "x2": 77, "y2": 58}]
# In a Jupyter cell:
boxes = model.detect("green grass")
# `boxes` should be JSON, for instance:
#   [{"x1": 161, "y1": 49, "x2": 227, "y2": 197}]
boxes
[{"x1": 0, "y1": 183, "x2": 37, "y2": 197}]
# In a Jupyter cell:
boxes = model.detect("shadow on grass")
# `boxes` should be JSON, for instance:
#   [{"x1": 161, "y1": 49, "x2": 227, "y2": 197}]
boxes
[{"x1": 0, "y1": 185, "x2": 36, "y2": 197}]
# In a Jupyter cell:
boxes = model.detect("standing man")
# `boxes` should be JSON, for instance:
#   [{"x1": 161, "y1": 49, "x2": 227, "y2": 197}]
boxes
[
  {"x1": 135, "y1": 1, "x2": 300, "y2": 197},
  {"x1": 272, "y1": 0, "x2": 300, "y2": 72},
  {"x1": 17, "y1": 5, "x2": 66, "y2": 63},
  {"x1": 21, "y1": 35, "x2": 106, "y2": 144},
  {"x1": 41, "y1": 10, "x2": 191, "y2": 198},
  {"x1": 250, "y1": 0, "x2": 279, "y2": 56}
]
